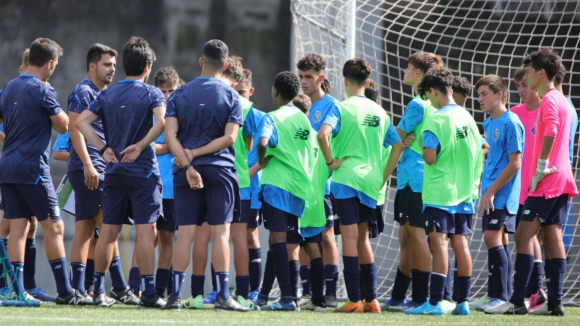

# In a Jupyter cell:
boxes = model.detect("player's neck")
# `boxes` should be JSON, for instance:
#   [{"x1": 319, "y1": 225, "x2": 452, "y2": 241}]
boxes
[
  {"x1": 436, "y1": 95, "x2": 455, "y2": 109},
  {"x1": 536, "y1": 81, "x2": 556, "y2": 98},
  {"x1": 200, "y1": 68, "x2": 222, "y2": 79},
  {"x1": 86, "y1": 74, "x2": 106, "y2": 90},
  {"x1": 126, "y1": 74, "x2": 146, "y2": 83},
  {"x1": 525, "y1": 97, "x2": 541, "y2": 111},
  {"x1": 23, "y1": 66, "x2": 49, "y2": 82},
  {"x1": 346, "y1": 87, "x2": 365, "y2": 98},
  {"x1": 490, "y1": 105, "x2": 507, "y2": 120},
  {"x1": 308, "y1": 88, "x2": 325, "y2": 104}
]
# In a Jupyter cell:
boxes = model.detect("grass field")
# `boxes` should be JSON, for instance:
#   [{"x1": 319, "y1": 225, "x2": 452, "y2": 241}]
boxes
[{"x1": 2, "y1": 304, "x2": 580, "y2": 326}]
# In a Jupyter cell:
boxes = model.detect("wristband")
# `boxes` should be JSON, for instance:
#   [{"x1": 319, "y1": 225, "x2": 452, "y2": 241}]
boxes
[
  {"x1": 537, "y1": 158, "x2": 548, "y2": 172},
  {"x1": 183, "y1": 163, "x2": 192, "y2": 171},
  {"x1": 326, "y1": 159, "x2": 334, "y2": 166},
  {"x1": 99, "y1": 145, "x2": 109, "y2": 156}
]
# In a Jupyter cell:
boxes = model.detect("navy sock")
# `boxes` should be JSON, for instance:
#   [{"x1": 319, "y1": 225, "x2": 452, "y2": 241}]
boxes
[
  {"x1": 455, "y1": 276, "x2": 471, "y2": 303},
  {"x1": 452, "y1": 260, "x2": 458, "y2": 302},
  {"x1": 23, "y1": 238, "x2": 36, "y2": 289},
  {"x1": 169, "y1": 271, "x2": 185, "y2": 300},
  {"x1": 50, "y1": 258, "x2": 72, "y2": 297},
  {"x1": 510, "y1": 253, "x2": 533, "y2": 306},
  {"x1": 70, "y1": 262, "x2": 86, "y2": 294},
  {"x1": 0, "y1": 239, "x2": 6, "y2": 288},
  {"x1": 128, "y1": 266, "x2": 140, "y2": 294},
  {"x1": 489, "y1": 246, "x2": 508, "y2": 300},
  {"x1": 443, "y1": 256, "x2": 453, "y2": 301},
  {"x1": 211, "y1": 263, "x2": 217, "y2": 292},
  {"x1": 299, "y1": 265, "x2": 311, "y2": 296},
  {"x1": 359, "y1": 268, "x2": 366, "y2": 300},
  {"x1": 85, "y1": 258, "x2": 95, "y2": 293},
  {"x1": 271, "y1": 243, "x2": 291, "y2": 297},
  {"x1": 12, "y1": 262, "x2": 24, "y2": 294},
  {"x1": 504, "y1": 244, "x2": 513, "y2": 296},
  {"x1": 429, "y1": 273, "x2": 446, "y2": 305},
  {"x1": 411, "y1": 269, "x2": 429, "y2": 304},
  {"x1": 342, "y1": 256, "x2": 360, "y2": 302},
  {"x1": 260, "y1": 251, "x2": 276, "y2": 296},
  {"x1": 486, "y1": 253, "x2": 496, "y2": 298},
  {"x1": 155, "y1": 268, "x2": 171, "y2": 297},
  {"x1": 190, "y1": 274, "x2": 205, "y2": 298},
  {"x1": 215, "y1": 272, "x2": 230, "y2": 300},
  {"x1": 548, "y1": 258, "x2": 566, "y2": 305},
  {"x1": 324, "y1": 264, "x2": 339, "y2": 295},
  {"x1": 391, "y1": 267, "x2": 411, "y2": 301},
  {"x1": 360, "y1": 263, "x2": 377, "y2": 302},
  {"x1": 310, "y1": 258, "x2": 324, "y2": 301},
  {"x1": 141, "y1": 274, "x2": 155, "y2": 299},
  {"x1": 235, "y1": 275, "x2": 250, "y2": 299},
  {"x1": 166, "y1": 266, "x2": 173, "y2": 297},
  {"x1": 94, "y1": 272, "x2": 106, "y2": 295},
  {"x1": 544, "y1": 258, "x2": 551, "y2": 288},
  {"x1": 109, "y1": 256, "x2": 127, "y2": 292},
  {"x1": 527, "y1": 260, "x2": 543, "y2": 297},
  {"x1": 289, "y1": 260, "x2": 300, "y2": 300},
  {"x1": 248, "y1": 248, "x2": 262, "y2": 292}
]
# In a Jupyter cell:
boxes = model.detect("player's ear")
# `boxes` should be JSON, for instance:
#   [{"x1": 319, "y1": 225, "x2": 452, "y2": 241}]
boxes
[
  {"x1": 199, "y1": 57, "x2": 203, "y2": 67},
  {"x1": 364, "y1": 79, "x2": 371, "y2": 88},
  {"x1": 89, "y1": 62, "x2": 96, "y2": 73},
  {"x1": 318, "y1": 74, "x2": 325, "y2": 83},
  {"x1": 222, "y1": 61, "x2": 229, "y2": 72},
  {"x1": 249, "y1": 87, "x2": 255, "y2": 96},
  {"x1": 18, "y1": 65, "x2": 24, "y2": 74},
  {"x1": 344, "y1": 77, "x2": 349, "y2": 87}
]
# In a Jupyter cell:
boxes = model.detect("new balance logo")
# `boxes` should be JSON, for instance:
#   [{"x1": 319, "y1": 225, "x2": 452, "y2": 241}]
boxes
[
  {"x1": 490, "y1": 219, "x2": 499, "y2": 224},
  {"x1": 111, "y1": 262, "x2": 118, "y2": 267},
  {"x1": 76, "y1": 267, "x2": 84, "y2": 272},
  {"x1": 455, "y1": 126, "x2": 469, "y2": 139},
  {"x1": 149, "y1": 280, "x2": 154, "y2": 285},
  {"x1": 54, "y1": 264, "x2": 62, "y2": 269},
  {"x1": 362, "y1": 115, "x2": 380, "y2": 127},
  {"x1": 523, "y1": 210, "x2": 531, "y2": 215},
  {"x1": 251, "y1": 259, "x2": 262, "y2": 263},
  {"x1": 294, "y1": 128, "x2": 310, "y2": 140}
]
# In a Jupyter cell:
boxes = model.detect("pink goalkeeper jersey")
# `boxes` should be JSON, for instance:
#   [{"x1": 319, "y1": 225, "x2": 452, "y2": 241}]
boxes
[
  {"x1": 510, "y1": 103, "x2": 539, "y2": 204},
  {"x1": 528, "y1": 89, "x2": 578, "y2": 199}
]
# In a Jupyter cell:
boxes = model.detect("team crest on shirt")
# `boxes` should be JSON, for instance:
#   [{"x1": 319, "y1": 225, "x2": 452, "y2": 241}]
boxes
[
  {"x1": 492, "y1": 128, "x2": 500, "y2": 142},
  {"x1": 312, "y1": 110, "x2": 322, "y2": 123}
]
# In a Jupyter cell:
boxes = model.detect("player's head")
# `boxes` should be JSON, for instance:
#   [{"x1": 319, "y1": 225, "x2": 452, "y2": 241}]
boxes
[
  {"x1": 272, "y1": 71, "x2": 300, "y2": 108},
  {"x1": 154, "y1": 67, "x2": 180, "y2": 102},
  {"x1": 87, "y1": 43, "x2": 117, "y2": 86},
  {"x1": 404, "y1": 51, "x2": 444, "y2": 87},
  {"x1": 553, "y1": 62, "x2": 566, "y2": 91},
  {"x1": 417, "y1": 67, "x2": 454, "y2": 109},
  {"x1": 18, "y1": 48, "x2": 30, "y2": 74},
  {"x1": 234, "y1": 68, "x2": 254, "y2": 100},
  {"x1": 122, "y1": 36, "x2": 156, "y2": 81},
  {"x1": 513, "y1": 66, "x2": 540, "y2": 105},
  {"x1": 365, "y1": 79, "x2": 380, "y2": 104},
  {"x1": 201, "y1": 39, "x2": 229, "y2": 73},
  {"x1": 475, "y1": 74, "x2": 507, "y2": 114},
  {"x1": 451, "y1": 76, "x2": 471, "y2": 107},
  {"x1": 179, "y1": 78, "x2": 186, "y2": 86},
  {"x1": 28, "y1": 38, "x2": 63, "y2": 79},
  {"x1": 221, "y1": 55, "x2": 243, "y2": 87},
  {"x1": 343, "y1": 58, "x2": 371, "y2": 96},
  {"x1": 297, "y1": 53, "x2": 326, "y2": 97},
  {"x1": 293, "y1": 93, "x2": 312, "y2": 116},
  {"x1": 522, "y1": 48, "x2": 562, "y2": 90}
]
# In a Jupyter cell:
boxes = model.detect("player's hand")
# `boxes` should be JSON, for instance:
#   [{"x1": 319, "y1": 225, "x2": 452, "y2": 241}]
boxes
[
  {"x1": 327, "y1": 156, "x2": 348, "y2": 171},
  {"x1": 478, "y1": 191, "x2": 495, "y2": 216},
  {"x1": 403, "y1": 133, "x2": 415, "y2": 148},
  {"x1": 174, "y1": 155, "x2": 183, "y2": 168},
  {"x1": 258, "y1": 155, "x2": 272, "y2": 168},
  {"x1": 102, "y1": 147, "x2": 118, "y2": 164},
  {"x1": 83, "y1": 164, "x2": 100, "y2": 190},
  {"x1": 184, "y1": 149, "x2": 194, "y2": 162},
  {"x1": 120, "y1": 144, "x2": 143, "y2": 162},
  {"x1": 186, "y1": 166, "x2": 203, "y2": 189},
  {"x1": 531, "y1": 158, "x2": 557, "y2": 192}
]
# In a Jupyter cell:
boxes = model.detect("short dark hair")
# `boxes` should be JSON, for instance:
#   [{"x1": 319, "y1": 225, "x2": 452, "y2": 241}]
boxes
[
  {"x1": 273, "y1": 71, "x2": 300, "y2": 101},
  {"x1": 522, "y1": 48, "x2": 562, "y2": 80},
  {"x1": 365, "y1": 79, "x2": 380, "y2": 102},
  {"x1": 417, "y1": 67, "x2": 454, "y2": 100},
  {"x1": 292, "y1": 94, "x2": 312, "y2": 114},
  {"x1": 238, "y1": 68, "x2": 253, "y2": 87},
  {"x1": 154, "y1": 67, "x2": 180, "y2": 87},
  {"x1": 475, "y1": 74, "x2": 508, "y2": 102},
  {"x1": 28, "y1": 38, "x2": 63, "y2": 67},
  {"x1": 321, "y1": 79, "x2": 331, "y2": 94},
  {"x1": 513, "y1": 66, "x2": 526, "y2": 82},
  {"x1": 343, "y1": 58, "x2": 371, "y2": 85},
  {"x1": 86, "y1": 43, "x2": 117, "y2": 72},
  {"x1": 203, "y1": 39, "x2": 228, "y2": 70},
  {"x1": 223, "y1": 55, "x2": 243, "y2": 82},
  {"x1": 21, "y1": 48, "x2": 30, "y2": 67},
  {"x1": 296, "y1": 53, "x2": 326, "y2": 72},
  {"x1": 452, "y1": 76, "x2": 472, "y2": 97},
  {"x1": 408, "y1": 51, "x2": 444, "y2": 74},
  {"x1": 554, "y1": 62, "x2": 566, "y2": 87},
  {"x1": 122, "y1": 36, "x2": 156, "y2": 76}
]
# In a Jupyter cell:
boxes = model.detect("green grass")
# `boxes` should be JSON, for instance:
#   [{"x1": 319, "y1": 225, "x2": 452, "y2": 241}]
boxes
[{"x1": 2, "y1": 304, "x2": 580, "y2": 326}]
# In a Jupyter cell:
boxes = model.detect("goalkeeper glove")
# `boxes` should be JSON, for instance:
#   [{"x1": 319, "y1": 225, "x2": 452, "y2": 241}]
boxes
[{"x1": 531, "y1": 158, "x2": 557, "y2": 192}]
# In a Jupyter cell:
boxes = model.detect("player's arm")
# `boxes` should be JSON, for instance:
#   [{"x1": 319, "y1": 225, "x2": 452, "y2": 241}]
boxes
[
  {"x1": 50, "y1": 111, "x2": 69, "y2": 134},
  {"x1": 165, "y1": 117, "x2": 203, "y2": 189},
  {"x1": 421, "y1": 130, "x2": 438, "y2": 165},
  {"x1": 69, "y1": 110, "x2": 100, "y2": 189},
  {"x1": 396, "y1": 100, "x2": 423, "y2": 147},
  {"x1": 44, "y1": 88, "x2": 69, "y2": 134},
  {"x1": 244, "y1": 135, "x2": 253, "y2": 152},
  {"x1": 154, "y1": 142, "x2": 170, "y2": 155},
  {"x1": 257, "y1": 137, "x2": 269, "y2": 168},
  {"x1": 0, "y1": 130, "x2": 4, "y2": 144},
  {"x1": 249, "y1": 162, "x2": 261, "y2": 177},
  {"x1": 478, "y1": 152, "x2": 521, "y2": 215},
  {"x1": 53, "y1": 151, "x2": 69, "y2": 161},
  {"x1": 188, "y1": 123, "x2": 239, "y2": 159},
  {"x1": 76, "y1": 109, "x2": 117, "y2": 164},
  {"x1": 382, "y1": 124, "x2": 404, "y2": 185},
  {"x1": 243, "y1": 108, "x2": 255, "y2": 152},
  {"x1": 120, "y1": 106, "x2": 165, "y2": 162}
]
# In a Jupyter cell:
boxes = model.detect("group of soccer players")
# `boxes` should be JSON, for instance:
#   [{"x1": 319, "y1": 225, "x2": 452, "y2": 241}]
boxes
[{"x1": 0, "y1": 35, "x2": 576, "y2": 317}]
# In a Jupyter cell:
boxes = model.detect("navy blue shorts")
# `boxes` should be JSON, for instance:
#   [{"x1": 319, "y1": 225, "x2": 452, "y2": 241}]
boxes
[
  {"x1": 301, "y1": 233, "x2": 322, "y2": 245},
  {"x1": 233, "y1": 200, "x2": 251, "y2": 224},
  {"x1": 102, "y1": 175, "x2": 162, "y2": 225},
  {"x1": 481, "y1": 207, "x2": 515, "y2": 234},
  {"x1": 0, "y1": 183, "x2": 60, "y2": 222},
  {"x1": 324, "y1": 195, "x2": 335, "y2": 227},
  {"x1": 0, "y1": 199, "x2": 4, "y2": 210},
  {"x1": 247, "y1": 209, "x2": 263, "y2": 228},
  {"x1": 157, "y1": 199, "x2": 176, "y2": 231},
  {"x1": 520, "y1": 194, "x2": 569, "y2": 226},
  {"x1": 68, "y1": 170, "x2": 104, "y2": 221},
  {"x1": 333, "y1": 197, "x2": 380, "y2": 238},
  {"x1": 262, "y1": 202, "x2": 303, "y2": 244},
  {"x1": 394, "y1": 186, "x2": 425, "y2": 228},
  {"x1": 424, "y1": 207, "x2": 473, "y2": 236},
  {"x1": 174, "y1": 165, "x2": 239, "y2": 226}
]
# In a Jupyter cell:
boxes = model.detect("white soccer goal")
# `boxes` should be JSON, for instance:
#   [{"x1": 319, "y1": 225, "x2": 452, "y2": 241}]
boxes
[{"x1": 291, "y1": 0, "x2": 580, "y2": 304}]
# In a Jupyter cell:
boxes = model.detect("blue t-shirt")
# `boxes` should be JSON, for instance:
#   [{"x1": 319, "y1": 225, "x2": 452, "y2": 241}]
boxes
[
  {"x1": 482, "y1": 111, "x2": 524, "y2": 214},
  {"x1": 155, "y1": 131, "x2": 174, "y2": 199},
  {"x1": 88, "y1": 79, "x2": 165, "y2": 178},
  {"x1": 247, "y1": 108, "x2": 266, "y2": 209},
  {"x1": 67, "y1": 78, "x2": 106, "y2": 173},
  {"x1": 566, "y1": 96, "x2": 578, "y2": 166},
  {"x1": 396, "y1": 99, "x2": 426, "y2": 192},
  {"x1": 53, "y1": 132, "x2": 71, "y2": 152},
  {"x1": 166, "y1": 77, "x2": 243, "y2": 173},
  {"x1": 238, "y1": 107, "x2": 258, "y2": 200},
  {"x1": 309, "y1": 94, "x2": 339, "y2": 132},
  {"x1": 0, "y1": 74, "x2": 63, "y2": 184}
]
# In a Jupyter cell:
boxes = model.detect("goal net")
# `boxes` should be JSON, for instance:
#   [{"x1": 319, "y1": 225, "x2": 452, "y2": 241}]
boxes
[{"x1": 291, "y1": 0, "x2": 580, "y2": 304}]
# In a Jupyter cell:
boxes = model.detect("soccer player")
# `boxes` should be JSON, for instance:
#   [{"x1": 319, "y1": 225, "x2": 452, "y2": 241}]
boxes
[
  {"x1": 487, "y1": 49, "x2": 578, "y2": 316},
  {"x1": 384, "y1": 52, "x2": 442, "y2": 312},
  {"x1": 76, "y1": 36, "x2": 166, "y2": 308},
  {"x1": 296, "y1": 53, "x2": 340, "y2": 307},
  {"x1": 473, "y1": 75, "x2": 524, "y2": 311},
  {"x1": 405, "y1": 67, "x2": 482, "y2": 316},
  {"x1": 319, "y1": 58, "x2": 404, "y2": 313},
  {"x1": 0, "y1": 37, "x2": 89, "y2": 304},
  {"x1": 554, "y1": 63, "x2": 579, "y2": 166},
  {"x1": 163, "y1": 39, "x2": 249, "y2": 312}
]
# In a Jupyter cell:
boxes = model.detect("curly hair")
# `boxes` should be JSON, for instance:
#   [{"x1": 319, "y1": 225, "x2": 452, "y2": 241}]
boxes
[
  {"x1": 417, "y1": 67, "x2": 454, "y2": 100},
  {"x1": 408, "y1": 51, "x2": 444, "y2": 74},
  {"x1": 154, "y1": 66, "x2": 180, "y2": 87},
  {"x1": 343, "y1": 58, "x2": 371, "y2": 85},
  {"x1": 364, "y1": 79, "x2": 380, "y2": 102},
  {"x1": 522, "y1": 48, "x2": 562, "y2": 80},
  {"x1": 274, "y1": 71, "x2": 300, "y2": 101},
  {"x1": 296, "y1": 53, "x2": 326, "y2": 72},
  {"x1": 223, "y1": 55, "x2": 244, "y2": 83},
  {"x1": 292, "y1": 93, "x2": 312, "y2": 114}
]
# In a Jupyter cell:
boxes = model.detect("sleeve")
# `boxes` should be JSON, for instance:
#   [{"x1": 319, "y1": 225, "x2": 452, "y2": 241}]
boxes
[
  {"x1": 242, "y1": 107, "x2": 256, "y2": 137},
  {"x1": 52, "y1": 132, "x2": 71, "y2": 152},
  {"x1": 384, "y1": 123, "x2": 402, "y2": 148},
  {"x1": 228, "y1": 93, "x2": 244, "y2": 126},
  {"x1": 149, "y1": 87, "x2": 166, "y2": 110},
  {"x1": 259, "y1": 114, "x2": 278, "y2": 148},
  {"x1": 480, "y1": 134, "x2": 488, "y2": 147},
  {"x1": 165, "y1": 91, "x2": 178, "y2": 118},
  {"x1": 68, "y1": 88, "x2": 92, "y2": 114},
  {"x1": 42, "y1": 88, "x2": 63, "y2": 116},
  {"x1": 505, "y1": 121, "x2": 524, "y2": 155},
  {"x1": 541, "y1": 95, "x2": 559, "y2": 138},
  {"x1": 322, "y1": 105, "x2": 341, "y2": 137},
  {"x1": 0, "y1": 123, "x2": 4, "y2": 133},
  {"x1": 397, "y1": 100, "x2": 424, "y2": 133},
  {"x1": 422, "y1": 130, "x2": 441, "y2": 154},
  {"x1": 88, "y1": 95, "x2": 103, "y2": 117}
]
